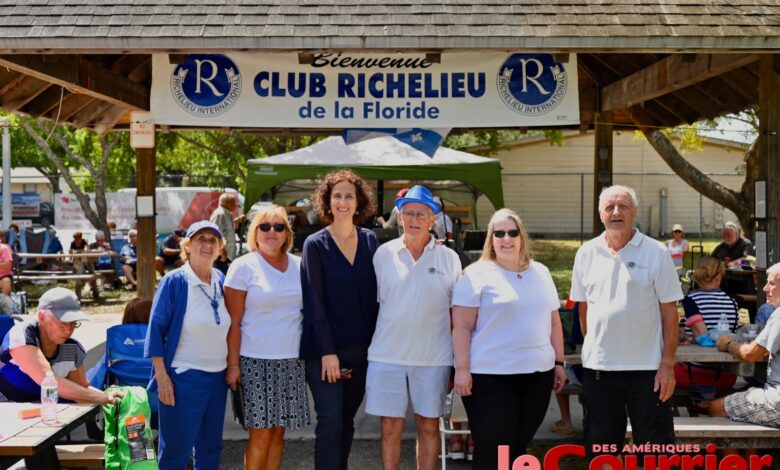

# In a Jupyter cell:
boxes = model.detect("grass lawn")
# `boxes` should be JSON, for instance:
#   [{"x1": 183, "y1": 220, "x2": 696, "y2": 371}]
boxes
[{"x1": 531, "y1": 238, "x2": 720, "y2": 301}]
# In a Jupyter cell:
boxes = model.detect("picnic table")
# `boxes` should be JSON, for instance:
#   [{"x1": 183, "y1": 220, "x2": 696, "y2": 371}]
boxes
[
  {"x1": 15, "y1": 252, "x2": 115, "y2": 299},
  {"x1": 0, "y1": 403, "x2": 99, "y2": 468}
]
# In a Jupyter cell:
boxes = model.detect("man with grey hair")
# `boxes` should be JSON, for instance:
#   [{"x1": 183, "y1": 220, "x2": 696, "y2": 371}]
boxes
[
  {"x1": 570, "y1": 185, "x2": 683, "y2": 460},
  {"x1": 0, "y1": 287, "x2": 122, "y2": 404},
  {"x1": 209, "y1": 192, "x2": 246, "y2": 269},
  {"x1": 120, "y1": 229, "x2": 138, "y2": 289},
  {"x1": 709, "y1": 263, "x2": 780, "y2": 427}
]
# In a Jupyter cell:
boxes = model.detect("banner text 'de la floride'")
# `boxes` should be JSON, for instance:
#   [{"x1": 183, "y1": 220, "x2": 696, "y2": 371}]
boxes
[{"x1": 150, "y1": 52, "x2": 580, "y2": 128}]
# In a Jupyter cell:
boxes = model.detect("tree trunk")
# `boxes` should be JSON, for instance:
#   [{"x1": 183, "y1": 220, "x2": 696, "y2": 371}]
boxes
[{"x1": 630, "y1": 108, "x2": 754, "y2": 241}]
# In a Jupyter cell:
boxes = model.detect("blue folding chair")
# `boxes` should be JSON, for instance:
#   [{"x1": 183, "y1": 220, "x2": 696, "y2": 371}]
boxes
[
  {"x1": 104, "y1": 324, "x2": 157, "y2": 409},
  {"x1": 0, "y1": 315, "x2": 22, "y2": 343}
]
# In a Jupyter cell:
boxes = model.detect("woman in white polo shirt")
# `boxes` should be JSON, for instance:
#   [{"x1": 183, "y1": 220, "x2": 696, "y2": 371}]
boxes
[
  {"x1": 451, "y1": 208, "x2": 566, "y2": 470},
  {"x1": 146, "y1": 221, "x2": 231, "y2": 470},
  {"x1": 224, "y1": 205, "x2": 310, "y2": 470}
]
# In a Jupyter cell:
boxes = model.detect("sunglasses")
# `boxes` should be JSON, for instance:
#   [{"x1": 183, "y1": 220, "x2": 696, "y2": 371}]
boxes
[
  {"x1": 493, "y1": 229, "x2": 520, "y2": 238},
  {"x1": 673, "y1": 230, "x2": 683, "y2": 234},
  {"x1": 258, "y1": 223, "x2": 286, "y2": 233}
]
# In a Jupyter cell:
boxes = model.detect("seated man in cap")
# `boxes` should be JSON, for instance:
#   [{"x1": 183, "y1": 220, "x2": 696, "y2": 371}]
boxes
[
  {"x1": 154, "y1": 229, "x2": 185, "y2": 277},
  {"x1": 0, "y1": 287, "x2": 122, "y2": 404}
]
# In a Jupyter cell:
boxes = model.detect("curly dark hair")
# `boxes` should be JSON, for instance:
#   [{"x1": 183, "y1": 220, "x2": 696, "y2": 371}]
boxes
[{"x1": 312, "y1": 169, "x2": 376, "y2": 225}]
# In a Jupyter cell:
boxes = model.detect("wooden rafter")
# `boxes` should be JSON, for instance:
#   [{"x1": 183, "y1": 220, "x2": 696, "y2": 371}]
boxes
[
  {"x1": 602, "y1": 53, "x2": 760, "y2": 112},
  {"x1": 0, "y1": 75, "x2": 51, "y2": 111},
  {"x1": 717, "y1": 69, "x2": 758, "y2": 103},
  {"x1": 0, "y1": 54, "x2": 149, "y2": 110},
  {"x1": 24, "y1": 85, "x2": 66, "y2": 117},
  {"x1": 53, "y1": 94, "x2": 95, "y2": 121},
  {"x1": 71, "y1": 100, "x2": 113, "y2": 128}
]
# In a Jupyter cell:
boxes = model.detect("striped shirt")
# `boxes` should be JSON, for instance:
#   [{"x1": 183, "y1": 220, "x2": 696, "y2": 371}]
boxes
[{"x1": 682, "y1": 288, "x2": 739, "y2": 337}]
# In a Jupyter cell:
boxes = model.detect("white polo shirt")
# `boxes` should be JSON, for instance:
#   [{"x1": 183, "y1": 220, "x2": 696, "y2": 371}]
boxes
[
  {"x1": 171, "y1": 263, "x2": 231, "y2": 373},
  {"x1": 368, "y1": 236, "x2": 461, "y2": 366},
  {"x1": 452, "y1": 260, "x2": 560, "y2": 374},
  {"x1": 570, "y1": 230, "x2": 683, "y2": 371}
]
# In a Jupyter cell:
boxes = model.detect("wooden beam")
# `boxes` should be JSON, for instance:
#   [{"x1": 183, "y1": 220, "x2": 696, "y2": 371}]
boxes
[
  {"x1": 718, "y1": 69, "x2": 758, "y2": 103},
  {"x1": 93, "y1": 105, "x2": 129, "y2": 134},
  {"x1": 0, "y1": 76, "x2": 51, "y2": 111},
  {"x1": 53, "y1": 94, "x2": 94, "y2": 121},
  {"x1": 24, "y1": 85, "x2": 67, "y2": 117},
  {"x1": 757, "y1": 55, "x2": 780, "y2": 301},
  {"x1": 71, "y1": 99, "x2": 114, "y2": 128},
  {"x1": 602, "y1": 54, "x2": 760, "y2": 111},
  {"x1": 0, "y1": 55, "x2": 149, "y2": 111},
  {"x1": 593, "y1": 111, "x2": 613, "y2": 237},
  {"x1": 136, "y1": 147, "x2": 156, "y2": 301},
  {"x1": 669, "y1": 87, "x2": 722, "y2": 120}
]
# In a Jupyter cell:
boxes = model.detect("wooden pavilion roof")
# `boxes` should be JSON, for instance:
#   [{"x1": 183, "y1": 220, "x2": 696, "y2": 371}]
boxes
[{"x1": 0, "y1": 0, "x2": 778, "y2": 132}]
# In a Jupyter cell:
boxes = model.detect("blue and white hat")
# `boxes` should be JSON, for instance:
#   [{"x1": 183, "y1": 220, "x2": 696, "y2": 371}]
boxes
[{"x1": 186, "y1": 220, "x2": 223, "y2": 239}]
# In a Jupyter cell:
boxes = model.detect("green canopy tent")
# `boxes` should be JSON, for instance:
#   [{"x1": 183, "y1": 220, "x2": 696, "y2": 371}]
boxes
[{"x1": 244, "y1": 136, "x2": 504, "y2": 224}]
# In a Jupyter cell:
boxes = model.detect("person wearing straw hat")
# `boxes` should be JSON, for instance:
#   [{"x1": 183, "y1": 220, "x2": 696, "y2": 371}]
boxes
[{"x1": 0, "y1": 287, "x2": 122, "y2": 404}]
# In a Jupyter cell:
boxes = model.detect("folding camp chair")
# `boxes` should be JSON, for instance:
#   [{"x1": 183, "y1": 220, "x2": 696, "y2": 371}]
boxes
[{"x1": 439, "y1": 392, "x2": 471, "y2": 470}]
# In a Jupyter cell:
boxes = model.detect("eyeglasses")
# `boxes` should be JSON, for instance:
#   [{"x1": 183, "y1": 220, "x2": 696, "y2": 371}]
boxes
[
  {"x1": 258, "y1": 223, "x2": 286, "y2": 233},
  {"x1": 673, "y1": 230, "x2": 683, "y2": 234},
  {"x1": 493, "y1": 229, "x2": 520, "y2": 238},
  {"x1": 401, "y1": 211, "x2": 432, "y2": 220},
  {"x1": 54, "y1": 319, "x2": 81, "y2": 330}
]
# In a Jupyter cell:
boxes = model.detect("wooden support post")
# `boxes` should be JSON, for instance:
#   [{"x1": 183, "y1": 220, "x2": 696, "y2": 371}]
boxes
[
  {"x1": 592, "y1": 111, "x2": 614, "y2": 236},
  {"x1": 135, "y1": 147, "x2": 156, "y2": 300},
  {"x1": 758, "y1": 56, "x2": 780, "y2": 301}
]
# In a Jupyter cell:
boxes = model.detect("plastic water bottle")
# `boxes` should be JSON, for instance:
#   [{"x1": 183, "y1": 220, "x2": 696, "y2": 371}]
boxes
[
  {"x1": 717, "y1": 313, "x2": 730, "y2": 334},
  {"x1": 40, "y1": 371, "x2": 58, "y2": 424}
]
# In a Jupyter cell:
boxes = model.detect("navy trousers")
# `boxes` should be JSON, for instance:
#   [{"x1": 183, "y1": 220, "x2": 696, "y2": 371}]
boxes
[
  {"x1": 157, "y1": 368, "x2": 228, "y2": 470},
  {"x1": 305, "y1": 348, "x2": 368, "y2": 470}
]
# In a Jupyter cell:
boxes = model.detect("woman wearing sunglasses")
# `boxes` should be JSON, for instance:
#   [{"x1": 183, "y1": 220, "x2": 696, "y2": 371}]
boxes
[
  {"x1": 451, "y1": 208, "x2": 566, "y2": 470},
  {"x1": 300, "y1": 169, "x2": 379, "y2": 470},
  {"x1": 224, "y1": 205, "x2": 310, "y2": 470},
  {"x1": 146, "y1": 220, "x2": 231, "y2": 470}
]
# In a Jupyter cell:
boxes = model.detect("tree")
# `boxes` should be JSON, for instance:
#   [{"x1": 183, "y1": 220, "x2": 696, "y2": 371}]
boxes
[
  {"x1": 631, "y1": 108, "x2": 758, "y2": 240},
  {"x1": 15, "y1": 115, "x2": 134, "y2": 236},
  {"x1": 165, "y1": 130, "x2": 322, "y2": 188}
]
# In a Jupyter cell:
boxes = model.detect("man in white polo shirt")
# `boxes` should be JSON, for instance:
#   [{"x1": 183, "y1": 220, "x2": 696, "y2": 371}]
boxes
[
  {"x1": 570, "y1": 185, "x2": 682, "y2": 461},
  {"x1": 366, "y1": 185, "x2": 461, "y2": 470}
]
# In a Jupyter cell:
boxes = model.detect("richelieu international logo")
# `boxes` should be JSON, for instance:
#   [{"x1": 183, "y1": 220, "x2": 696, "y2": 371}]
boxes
[
  {"x1": 171, "y1": 54, "x2": 242, "y2": 117},
  {"x1": 497, "y1": 54, "x2": 567, "y2": 116}
]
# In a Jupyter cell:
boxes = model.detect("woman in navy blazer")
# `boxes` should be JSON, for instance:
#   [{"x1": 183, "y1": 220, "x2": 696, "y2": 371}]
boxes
[
  {"x1": 145, "y1": 221, "x2": 231, "y2": 470},
  {"x1": 300, "y1": 170, "x2": 380, "y2": 470}
]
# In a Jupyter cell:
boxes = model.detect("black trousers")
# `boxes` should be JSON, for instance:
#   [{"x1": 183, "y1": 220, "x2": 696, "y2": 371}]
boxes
[
  {"x1": 305, "y1": 348, "x2": 368, "y2": 470},
  {"x1": 582, "y1": 368, "x2": 674, "y2": 459},
  {"x1": 462, "y1": 370, "x2": 553, "y2": 470}
]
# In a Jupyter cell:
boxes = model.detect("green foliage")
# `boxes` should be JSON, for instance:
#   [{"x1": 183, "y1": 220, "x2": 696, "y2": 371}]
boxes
[{"x1": 444, "y1": 129, "x2": 565, "y2": 155}]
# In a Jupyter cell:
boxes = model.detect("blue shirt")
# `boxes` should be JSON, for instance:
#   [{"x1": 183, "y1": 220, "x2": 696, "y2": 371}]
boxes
[
  {"x1": 299, "y1": 227, "x2": 379, "y2": 360},
  {"x1": 120, "y1": 243, "x2": 137, "y2": 267}
]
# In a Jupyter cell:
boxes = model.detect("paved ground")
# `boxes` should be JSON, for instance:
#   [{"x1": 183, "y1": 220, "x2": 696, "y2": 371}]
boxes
[{"x1": 8, "y1": 312, "x2": 583, "y2": 469}]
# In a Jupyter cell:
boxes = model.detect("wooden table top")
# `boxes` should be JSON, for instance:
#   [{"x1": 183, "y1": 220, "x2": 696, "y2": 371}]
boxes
[
  {"x1": 16, "y1": 252, "x2": 112, "y2": 259},
  {"x1": 0, "y1": 404, "x2": 98, "y2": 457}
]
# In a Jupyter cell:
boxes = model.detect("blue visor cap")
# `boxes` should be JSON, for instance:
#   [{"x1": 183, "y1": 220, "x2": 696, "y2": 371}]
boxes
[{"x1": 395, "y1": 185, "x2": 441, "y2": 214}]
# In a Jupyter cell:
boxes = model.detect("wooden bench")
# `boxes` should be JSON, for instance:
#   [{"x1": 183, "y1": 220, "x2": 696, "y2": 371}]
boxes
[
  {"x1": 443, "y1": 205, "x2": 473, "y2": 226},
  {"x1": 16, "y1": 274, "x2": 98, "y2": 283},
  {"x1": 55, "y1": 443, "x2": 105, "y2": 468},
  {"x1": 628, "y1": 417, "x2": 780, "y2": 449}
]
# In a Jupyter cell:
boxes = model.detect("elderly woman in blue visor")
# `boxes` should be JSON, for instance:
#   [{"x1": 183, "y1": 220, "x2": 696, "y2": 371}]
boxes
[{"x1": 146, "y1": 220, "x2": 231, "y2": 470}]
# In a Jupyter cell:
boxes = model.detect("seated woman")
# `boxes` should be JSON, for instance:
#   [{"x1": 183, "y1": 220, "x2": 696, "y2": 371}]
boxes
[{"x1": 676, "y1": 256, "x2": 739, "y2": 410}]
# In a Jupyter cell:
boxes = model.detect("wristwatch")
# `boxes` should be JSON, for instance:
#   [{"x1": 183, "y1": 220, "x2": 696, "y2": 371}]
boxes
[{"x1": 554, "y1": 360, "x2": 565, "y2": 367}]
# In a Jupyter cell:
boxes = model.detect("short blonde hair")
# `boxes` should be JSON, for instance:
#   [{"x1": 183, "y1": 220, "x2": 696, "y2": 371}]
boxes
[
  {"x1": 247, "y1": 205, "x2": 293, "y2": 254},
  {"x1": 180, "y1": 231, "x2": 225, "y2": 262},
  {"x1": 693, "y1": 255, "x2": 725, "y2": 285},
  {"x1": 480, "y1": 208, "x2": 533, "y2": 268}
]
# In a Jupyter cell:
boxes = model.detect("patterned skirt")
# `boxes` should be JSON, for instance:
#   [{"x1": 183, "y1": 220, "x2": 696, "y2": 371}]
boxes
[{"x1": 239, "y1": 356, "x2": 311, "y2": 430}]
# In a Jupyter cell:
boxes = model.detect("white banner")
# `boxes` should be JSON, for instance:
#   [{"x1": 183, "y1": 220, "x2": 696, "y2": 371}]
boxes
[
  {"x1": 151, "y1": 52, "x2": 579, "y2": 128},
  {"x1": 54, "y1": 189, "x2": 229, "y2": 233}
]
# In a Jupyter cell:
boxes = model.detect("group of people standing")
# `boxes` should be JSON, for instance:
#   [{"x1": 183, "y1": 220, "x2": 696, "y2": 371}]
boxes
[{"x1": 144, "y1": 169, "x2": 567, "y2": 470}]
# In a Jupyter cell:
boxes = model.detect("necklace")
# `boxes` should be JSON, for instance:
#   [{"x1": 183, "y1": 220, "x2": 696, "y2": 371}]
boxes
[
  {"x1": 197, "y1": 283, "x2": 221, "y2": 325},
  {"x1": 330, "y1": 226, "x2": 356, "y2": 243}
]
